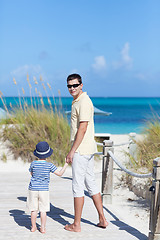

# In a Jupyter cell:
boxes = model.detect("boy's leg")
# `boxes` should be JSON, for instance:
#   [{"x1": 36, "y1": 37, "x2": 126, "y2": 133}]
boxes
[
  {"x1": 65, "y1": 197, "x2": 84, "y2": 232},
  {"x1": 40, "y1": 212, "x2": 47, "y2": 233},
  {"x1": 27, "y1": 191, "x2": 38, "y2": 232},
  {"x1": 92, "y1": 193, "x2": 109, "y2": 228},
  {"x1": 39, "y1": 191, "x2": 50, "y2": 233},
  {"x1": 31, "y1": 211, "x2": 37, "y2": 232}
]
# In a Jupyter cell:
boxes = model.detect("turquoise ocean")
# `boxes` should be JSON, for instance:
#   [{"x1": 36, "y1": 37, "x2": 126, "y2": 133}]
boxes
[{"x1": 1, "y1": 97, "x2": 160, "y2": 134}]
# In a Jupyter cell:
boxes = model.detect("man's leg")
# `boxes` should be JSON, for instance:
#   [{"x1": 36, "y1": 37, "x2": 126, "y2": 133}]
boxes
[
  {"x1": 74, "y1": 197, "x2": 84, "y2": 229},
  {"x1": 65, "y1": 197, "x2": 84, "y2": 232},
  {"x1": 40, "y1": 212, "x2": 46, "y2": 233},
  {"x1": 85, "y1": 156, "x2": 108, "y2": 228},
  {"x1": 92, "y1": 193, "x2": 108, "y2": 228},
  {"x1": 65, "y1": 153, "x2": 86, "y2": 232},
  {"x1": 31, "y1": 211, "x2": 37, "y2": 232}
]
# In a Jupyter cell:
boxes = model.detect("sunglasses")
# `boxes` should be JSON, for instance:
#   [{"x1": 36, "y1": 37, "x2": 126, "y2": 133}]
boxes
[{"x1": 67, "y1": 83, "x2": 81, "y2": 89}]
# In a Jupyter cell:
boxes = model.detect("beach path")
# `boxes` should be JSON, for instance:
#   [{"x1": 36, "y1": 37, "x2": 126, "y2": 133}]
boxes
[{"x1": 0, "y1": 165, "x2": 148, "y2": 240}]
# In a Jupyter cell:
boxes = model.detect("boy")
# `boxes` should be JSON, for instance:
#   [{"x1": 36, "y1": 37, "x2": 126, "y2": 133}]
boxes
[{"x1": 27, "y1": 141, "x2": 68, "y2": 233}]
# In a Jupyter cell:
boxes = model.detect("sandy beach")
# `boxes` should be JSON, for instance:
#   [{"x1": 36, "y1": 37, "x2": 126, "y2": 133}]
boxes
[{"x1": 0, "y1": 134, "x2": 150, "y2": 237}]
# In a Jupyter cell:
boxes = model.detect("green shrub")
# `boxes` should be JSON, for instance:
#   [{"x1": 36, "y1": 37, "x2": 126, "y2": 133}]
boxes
[
  {"x1": 128, "y1": 119, "x2": 160, "y2": 173},
  {"x1": 0, "y1": 75, "x2": 71, "y2": 165},
  {"x1": 1, "y1": 108, "x2": 70, "y2": 165}
]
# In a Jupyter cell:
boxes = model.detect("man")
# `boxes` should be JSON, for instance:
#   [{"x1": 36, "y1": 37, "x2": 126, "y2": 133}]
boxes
[{"x1": 65, "y1": 73, "x2": 108, "y2": 232}]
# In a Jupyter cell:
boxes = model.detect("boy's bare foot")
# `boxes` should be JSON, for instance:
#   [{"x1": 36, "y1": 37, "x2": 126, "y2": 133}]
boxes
[
  {"x1": 40, "y1": 227, "x2": 46, "y2": 234},
  {"x1": 30, "y1": 226, "x2": 37, "y2": 232},
  {"x1": 97, "y1": 219, "x2": 109, "y2": 229},
  {"x1": 64, "y1": 223, "x2": 81, "y2": 232}
]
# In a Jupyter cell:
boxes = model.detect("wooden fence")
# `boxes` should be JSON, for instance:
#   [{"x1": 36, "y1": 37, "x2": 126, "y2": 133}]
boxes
[{"x1": 100, "y1": 139, "x2": 160, "y2": 240}]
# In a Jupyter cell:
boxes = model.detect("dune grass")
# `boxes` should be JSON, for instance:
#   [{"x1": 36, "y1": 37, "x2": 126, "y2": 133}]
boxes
[
  {"x1": 126, "y1": 118, "x2": 160, "y2": 173},
  {"x1": 135, "y1": 119, "x2": 160, "y2": 172},
  {"x1": 0, "y1": 76, "x2": 71, "y2": 165}
]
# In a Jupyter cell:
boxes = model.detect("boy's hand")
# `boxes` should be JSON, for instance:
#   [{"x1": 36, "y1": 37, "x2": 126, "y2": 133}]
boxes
[{"x1": 64, "y1": 158, "x2": 68, "y2": 164}]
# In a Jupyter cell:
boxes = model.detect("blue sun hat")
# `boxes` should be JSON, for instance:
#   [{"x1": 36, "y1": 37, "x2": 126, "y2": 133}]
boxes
[{"x1": 33, "y1": 141, "x2": 53, "y2": 159}]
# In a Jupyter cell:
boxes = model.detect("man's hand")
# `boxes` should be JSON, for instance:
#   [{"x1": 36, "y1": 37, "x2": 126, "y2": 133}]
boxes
[{"x1": 66, "y1": 150, "x2": 75, "y2": 164}]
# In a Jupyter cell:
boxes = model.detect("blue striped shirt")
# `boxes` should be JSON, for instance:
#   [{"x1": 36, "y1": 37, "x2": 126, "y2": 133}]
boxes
[{"x1": 28, "y1": 160, "x2": 57, "y2": 191}]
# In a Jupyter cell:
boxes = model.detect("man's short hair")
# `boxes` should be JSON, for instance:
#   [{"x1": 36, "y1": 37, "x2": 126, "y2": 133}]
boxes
[{"x1": 67, "y1": 73, "x2": 82, "y2": 84}]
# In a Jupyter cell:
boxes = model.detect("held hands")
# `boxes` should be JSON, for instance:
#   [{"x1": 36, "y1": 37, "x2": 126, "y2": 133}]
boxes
[
  {"x1": 66, "y1": 150, "x2": 74, "y2": 164},
  {"x1": 64, "y1": 158, "x2": 69, "y2": 165},
  {"x1": 54, "y1": 159, "x2": 68, "y2": 177}
]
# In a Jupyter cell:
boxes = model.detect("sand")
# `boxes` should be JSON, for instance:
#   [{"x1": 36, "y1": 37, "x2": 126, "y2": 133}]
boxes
[
  {"x1": 94, "y1": 134, "x2": 150, "y2": 235},
  {"x1": 0, "y1": 134, "x2": 150, "y2": 237}
]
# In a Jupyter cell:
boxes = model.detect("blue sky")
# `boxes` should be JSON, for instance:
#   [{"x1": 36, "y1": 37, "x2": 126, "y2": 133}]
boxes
[{"x1": 0, "y1": 0, "x2": 160, "y2": 97}]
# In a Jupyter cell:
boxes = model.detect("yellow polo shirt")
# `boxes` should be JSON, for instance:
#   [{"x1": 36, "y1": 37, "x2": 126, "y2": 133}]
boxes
[{"x1": 70, "y1": 92, "x2": 97, "y2": 155}]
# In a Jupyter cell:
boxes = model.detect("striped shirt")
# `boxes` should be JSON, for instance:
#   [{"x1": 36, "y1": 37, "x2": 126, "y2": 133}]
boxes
[{"x1": 28, "y1": 160, "x2": 57, "y2": 191}]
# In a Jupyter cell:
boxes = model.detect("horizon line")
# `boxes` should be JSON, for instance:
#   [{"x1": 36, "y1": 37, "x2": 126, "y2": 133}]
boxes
[{"x1": 1, "y1": 96, "x2": 160, "y2": 98}]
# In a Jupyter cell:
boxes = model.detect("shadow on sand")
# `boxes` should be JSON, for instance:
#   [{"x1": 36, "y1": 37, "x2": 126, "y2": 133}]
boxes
[
  {"x1": 9, "y1": 188, "x2": 148, "y2": 239},
  {"x1": 9, "y1": 197, "x2": 40, "y2": 230},
  {"x1": 103, "y1": 205, "x2": 148, "y2": 240},
  {"x1": 9, "y1": 196, "x2": 95, "y2": 231},
  {"x1": 84, "y1": 190, "x2": 147, "y2": 240}
]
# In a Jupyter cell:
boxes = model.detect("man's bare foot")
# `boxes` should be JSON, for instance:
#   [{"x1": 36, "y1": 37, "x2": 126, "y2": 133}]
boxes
[
  {"x1": 30, "y1": 226, "x2": 37, "y2": 232},
  {"x1": 97, "y1": 219, "x2": 109, "y2": 229},
  {"x1": 40, "y1": 227, "x2": 46, "y2": 234},
  {"x1": 64, "y1": 223, "x2": 81, "y2": 232}
]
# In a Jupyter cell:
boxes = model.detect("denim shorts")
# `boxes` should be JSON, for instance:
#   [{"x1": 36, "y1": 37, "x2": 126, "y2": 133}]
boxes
[{"x1": 72, "y1": 152, "x2": 99, "y2": 197}]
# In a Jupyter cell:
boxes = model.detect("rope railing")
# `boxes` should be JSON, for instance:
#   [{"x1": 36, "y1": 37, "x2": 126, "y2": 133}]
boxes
[
  {"x1": 96, "y1": 140, "x2": 133, "y2": 147},
  {"x1": 96, "y1": 142, "x2": 103, "y2": 146},
  {"x1": 96, "y1": 137, "x2": 158, "y2": 239},
  {"x1": 113, "y1": 141, "x2": 130, "y2": 147},
  {"x1": 108, "y1": 150, "x2": 152, "y2": 178},
  {"x1": 94, "y1": 152, "x2": 103, "y2": 156},
  {"x1": 93, "y1": 150, "x2": 152, "y2": 178},
  {"x1": 95, "y1": 138, "x2": 153, "y2": 201}
]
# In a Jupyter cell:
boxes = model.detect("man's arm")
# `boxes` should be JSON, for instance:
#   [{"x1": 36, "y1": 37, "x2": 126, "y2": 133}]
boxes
[{"x1": 66, "y1": 121, "x2": 88, "y2": 163}]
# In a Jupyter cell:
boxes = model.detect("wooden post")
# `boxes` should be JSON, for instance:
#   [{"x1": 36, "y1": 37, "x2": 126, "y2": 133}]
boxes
[
  {"x1": 101, "y1": 140, "x2": 114, "y2": 204},
  {"x1": 149, "y1": 157, "x2": 160, "y2": 240},
  {"x1": 129, "y1": 132, "x2": 137, "y2": 164}
]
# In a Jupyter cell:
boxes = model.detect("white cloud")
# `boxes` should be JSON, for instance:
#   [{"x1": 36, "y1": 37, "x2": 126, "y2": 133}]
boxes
[
  {"x1": 69, "y1": 69, "x2": 79, "y2": 74},
  {"x1": 113, "y1": 42, "x2": 133, "y2": 70},
  {"x1": 135, "y1": 73, "x2": 146, "y2": 80},
  {"x1": 11, "y1": 65, "x2": 42, "y2": 79},
  {"x1": 92, "y1": 56, "x2": 107, "y2": 72}
]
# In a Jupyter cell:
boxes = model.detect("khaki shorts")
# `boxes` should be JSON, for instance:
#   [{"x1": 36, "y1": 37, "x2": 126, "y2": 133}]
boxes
[{"x1": 27, "y1": 190, "x2": 50, "y2": 212}]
